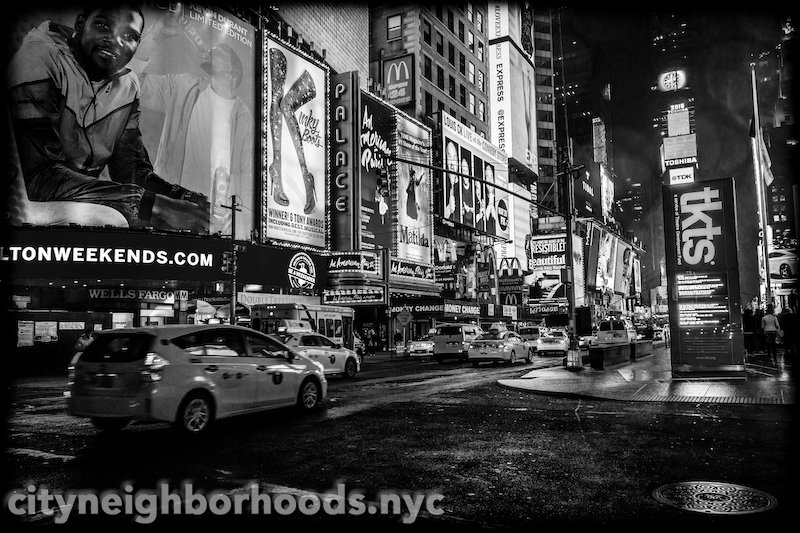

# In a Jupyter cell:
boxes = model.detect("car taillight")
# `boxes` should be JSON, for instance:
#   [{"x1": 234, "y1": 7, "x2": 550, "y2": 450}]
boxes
[
  {"x1": 66, "y1": 353, "x2": 81, "y2": 386},
  {"x1": 140, "y1": 352, "x2": 170, "y2": 382}
]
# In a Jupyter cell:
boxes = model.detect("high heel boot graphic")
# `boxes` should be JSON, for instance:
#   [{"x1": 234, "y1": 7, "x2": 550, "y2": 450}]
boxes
[
  {"x1": 268, "y1": 49, "x2": 289, "y2": 206},
  {"x1": 280, "y1": 69, "x2": 317, "y2": 214}
]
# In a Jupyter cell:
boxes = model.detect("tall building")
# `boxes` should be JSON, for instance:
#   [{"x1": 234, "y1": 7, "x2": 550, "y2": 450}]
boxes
[{"x1": 368, "y1": 3, "x2": 491, "y2": 136}]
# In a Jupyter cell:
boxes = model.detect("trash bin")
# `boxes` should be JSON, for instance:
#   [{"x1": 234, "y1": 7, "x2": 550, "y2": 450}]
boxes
[{"x1": 566, "y1": 348, "x2": 583, "y2": 370}]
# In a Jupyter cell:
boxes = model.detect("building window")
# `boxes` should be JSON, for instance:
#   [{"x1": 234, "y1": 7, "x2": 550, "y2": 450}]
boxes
[
  {"x1": 437, "y1": 65, "x2": 444, "y2": 89},
  {"x1": 478, "y1": 70, "x2": 484, "y2": 93},
  {"x1": 534, "y1": 38, "x2": 551, "y2": 51},
  {"x1": 387, "y1": 14, "x2": 402, "y2": 40},
  {"x1": 448, "y1": 42, "x2": 455, "y2": 65},
  {"x1": 460, "y1": 84, "x2": 466, "y2": 106},
  {"x1": 468, "y1": 93, "x2": 475, "y2": 115},
  {"x1": 423, "y1": 55, "x2": 432, "y2": 80},
  {"x1": 478, "y1": 100, "x2": 485, "y2": 122},
  {"x1": 468, "y1": 62, "x2": 475, "y2": 84},
  {"x1": 447, "y1": 10, "x2": 454, "y2": 32},
  {"x1": 477, "y1": 41, "x2": 484, "y2": 62},
  {"x1": 538, "y1": 146, "x2": 554, "y2": 159},
  {"x1": 436, "y1": 31, "x2": 444, "y2": 55},
  {"x1": 534, "y1": 55, "x2": 550, "y2": 69},
  {"x1": 438, "y1": 99, "x2": 445, "y2": 113},
  {"x1": 467, "y1": 2, "x2": 473, "y2": 21},
  {"x1": 539, "y1": 128, "x2": 553, "y2": 140},
  {"x1": 535, "y1": 74, "x2": 550, "y2": 86},
  {"x1": 459, "y1": 52, "x2": 466, "y2": 75},
  {"x1": 476, "y1": 11, "x2": 483, "y2": 33},
  {"x1": 536, "y1": 91, "x2": 553, "y2": 104},
  {"x1": 538, "y1": 109, "x2": 554, "y2": 122},
  {"x1": 435, "y1": 5, "x2": 443, "y2": 20},
  {"x1": 468, "y1": 31, "x2": 474, "y2": 53},
  {"x1": 424, "y1": 91, "x2": 433, "y2": 116},
  {"x1": 458, "y1": 21, "x2": 465, "y2": 42},
  {"x1": 449, "y1": 75, "x2": 456, "y2": 99},
  {"x1": 423, "y1": 19, "x2": 431, "y2": 45}
]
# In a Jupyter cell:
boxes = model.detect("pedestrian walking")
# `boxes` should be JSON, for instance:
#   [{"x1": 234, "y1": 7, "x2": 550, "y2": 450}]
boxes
[
  {"x1": 761, "y1": 305, "x2": 781, "y2": 365},
  {"x1": 788, "y1": 289, "x2": 798, "y2": 314},
  {"x1": 778, "y1": 308, "x2": 796, "y2": 366},
  {"x1": 74, "y1": 327, "x2": 94, "y2": 354}
]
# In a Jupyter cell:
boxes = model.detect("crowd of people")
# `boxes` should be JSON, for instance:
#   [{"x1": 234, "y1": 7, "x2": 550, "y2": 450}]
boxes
[{"x1": 743, "y1": 294, "x2": 797, "y2": 366}]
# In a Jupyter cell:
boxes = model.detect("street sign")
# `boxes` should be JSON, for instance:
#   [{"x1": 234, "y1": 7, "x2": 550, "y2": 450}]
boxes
[{"x1": 397, "y1": 309, "x2": 414, "y2": 326}]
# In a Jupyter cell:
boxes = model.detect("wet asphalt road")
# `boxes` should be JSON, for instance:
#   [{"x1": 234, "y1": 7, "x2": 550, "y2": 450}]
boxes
[{"x1": 3, "y1": 354, "x2": 796, "y2": 530}]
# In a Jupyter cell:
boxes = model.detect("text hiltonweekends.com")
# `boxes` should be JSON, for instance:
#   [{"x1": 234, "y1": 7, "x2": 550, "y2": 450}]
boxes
[{"x1": 5, "y1": 481, "x2": 445, "y2": 524}]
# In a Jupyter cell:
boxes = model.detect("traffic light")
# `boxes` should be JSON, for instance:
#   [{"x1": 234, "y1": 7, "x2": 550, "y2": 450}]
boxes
[
  {"x1": 221, "y1": 250, "x2": 236, "y2": 274},
  {"x1": 376, "y1": 168, "x2": 389, "y2": 196}
]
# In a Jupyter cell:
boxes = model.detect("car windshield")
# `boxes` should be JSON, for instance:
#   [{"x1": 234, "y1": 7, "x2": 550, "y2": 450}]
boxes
[
  {"x1": 435, "y1": 326, "x2": 463, "y2": 335},
  {"x1": 599, "y1": 322, "x2": 612, "y2": 331},
  {"x1": 549, "y1": 331, "x2": 565, "y2": 337},
  {"x1": 519, "y1": 328, "x2": 539, "y2": 335},
  {"x1": 476, "y1": 331, "x2": 503, "y2": 340},
  {"x1": 414, "y1": 335, "x2": 432, "y2": 341}
]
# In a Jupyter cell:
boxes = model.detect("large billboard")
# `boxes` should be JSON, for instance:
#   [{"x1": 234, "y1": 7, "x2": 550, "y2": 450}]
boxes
[
  {"x1": 600, "y1": 163, "x2": 615, "y2": 223},
  {"x1": 663, "y1": 178, "x2": 744, "y2": 375},
  {"x1": 383, "y1": 54, "x2": 414, "y2": 108},
  {"x1": 264, "y1": 37, "x2": 329, "y2": 248},
  {"x1": 595, "y1": 229, "x2": 618, "y2": 294},
  {"x1": 524, "y1": 234, "x2": 567, "y2": 301},
  {"x1": 441, "y1": 111, "x2": 509, "y2": 239},
  {"x1": 394, "y1": 114, "x2": 432, "y2": 264},
  {"x1": 6, "y1": 4, "x2": 256, "y2": 237},
  {"x1": 359, "y1": 92, "x2": 394, "y2": 251},
  {"x1": 614, "y1": 241, "x2": 633, "y2": 296},
  {"x1": 487, "y1": 41, "x2": 538, "y2": 174}
]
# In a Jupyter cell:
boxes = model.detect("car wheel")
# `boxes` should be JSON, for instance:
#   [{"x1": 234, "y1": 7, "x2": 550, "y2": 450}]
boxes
[
  {"x1": 526, "y1": 349, "x2": 533, "y2": 363},
  {"x1": 176, "y1": 391, "x2": 215, "y2": 436},
  {"x1": 344, "y1": 358, "x2": 358, "y2": 379},
  {"x1": 91, "y1": 417, "x2": 130, "y2": 432},
  {"x1": 297, "y1": 378, "x2": 321, "y2": 411}
]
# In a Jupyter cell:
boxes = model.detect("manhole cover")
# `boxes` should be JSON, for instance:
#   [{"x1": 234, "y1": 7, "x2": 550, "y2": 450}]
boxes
[{"x1": 653, "y1": 482, "x2": 777, "y2": 515}]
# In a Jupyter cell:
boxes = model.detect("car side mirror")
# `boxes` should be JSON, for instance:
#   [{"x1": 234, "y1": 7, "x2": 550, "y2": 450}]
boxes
[
  {"x1": 285, "y1": 350, "x2": 296, "y2": 361},
  {"x1": 334, "y1": 343, "x2": 342, "y2": 349}
]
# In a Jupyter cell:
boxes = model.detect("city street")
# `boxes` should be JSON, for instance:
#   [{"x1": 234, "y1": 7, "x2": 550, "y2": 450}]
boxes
[{"x1": 4, "y1": 354, "x2": 794, "y2": 529}]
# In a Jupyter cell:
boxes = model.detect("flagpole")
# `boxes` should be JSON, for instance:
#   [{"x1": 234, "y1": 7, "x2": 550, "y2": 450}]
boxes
[{"x1": 750, "y1": 63, "x2": 773, "y2": 308}]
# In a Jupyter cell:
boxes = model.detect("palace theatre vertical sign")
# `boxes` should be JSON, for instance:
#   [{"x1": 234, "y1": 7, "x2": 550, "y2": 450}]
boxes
[{"x1": 663, "y1": 178, "x2": 745, "y2": 377}]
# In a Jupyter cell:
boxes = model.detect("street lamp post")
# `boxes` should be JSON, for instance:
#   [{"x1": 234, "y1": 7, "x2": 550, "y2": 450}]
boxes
[{"x1": 560, "y1": 161, "x2": 583, "y2": 353}]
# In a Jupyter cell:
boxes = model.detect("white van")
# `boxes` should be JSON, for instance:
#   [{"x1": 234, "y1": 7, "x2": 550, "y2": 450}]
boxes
[
  {"x1": 596, "y1": 318, "x2": 637, "y2": 346},
  {"x1": 432, "y1": 323, "x2": 483, "y2": 363}
]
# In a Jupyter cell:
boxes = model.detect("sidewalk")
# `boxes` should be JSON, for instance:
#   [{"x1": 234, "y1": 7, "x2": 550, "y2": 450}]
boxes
[{"x1": 498, "y1": 346, "x2": 795, "y2": 404}]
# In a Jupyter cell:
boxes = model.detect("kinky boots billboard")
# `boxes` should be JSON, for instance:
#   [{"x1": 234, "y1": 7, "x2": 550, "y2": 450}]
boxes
[{"x1": 663, "y1": 178, "x2": 745, "y2": 377}]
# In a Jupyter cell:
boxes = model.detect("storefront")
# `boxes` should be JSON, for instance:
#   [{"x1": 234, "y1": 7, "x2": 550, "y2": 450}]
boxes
[{"x1": 3, "y1": 227, "x2": 329, "y2": 374}]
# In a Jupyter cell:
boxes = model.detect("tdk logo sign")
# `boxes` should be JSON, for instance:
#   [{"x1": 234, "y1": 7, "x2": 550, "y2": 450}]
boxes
[{"x1": 680, "y1": 187, "x2": 722, "y2": 265}]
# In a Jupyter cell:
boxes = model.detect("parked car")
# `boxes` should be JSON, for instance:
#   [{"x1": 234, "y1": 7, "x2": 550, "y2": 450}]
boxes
[
  {"x1": 406, "y1": 334, "x2": 435, "y2": 358},
  {"x1": 278, "y1": 332, "x2": 361, "y2": 379},
  {"x1": 596, "y1": 318, "x2": 638, "y2": 345},
  {"x1": 432, "y1": 323, "x2": 483, "y2": 363},
  {"x1": 769, "y1": 249, "x2": 797, "y2": 279},
  {"x1": 536, "y1": 329, "x2": 570, "y2": 356},
  {"x1": 468, "y1": 330, "x2": 532, "y2": 366},
  {"x1": 66, "y1": 324, "x2": 326, "y2": 435}
]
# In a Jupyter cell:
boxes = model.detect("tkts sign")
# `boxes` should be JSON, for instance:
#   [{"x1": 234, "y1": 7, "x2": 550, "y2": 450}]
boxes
[{"x1": 663, "y1": 178, "x2": 744, "y2": 377}]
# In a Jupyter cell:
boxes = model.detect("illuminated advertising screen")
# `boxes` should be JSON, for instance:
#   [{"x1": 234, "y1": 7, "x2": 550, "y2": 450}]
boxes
[
  {"x1": 383, "y1": 54, "x2": 414, "y2": 107},
  {"x1": 663, "y1": 178, "x2": 744, "y2": 375},
  {"x1": 586, "y1": 226, "x2": 601, "y2": 290},
  {"x1": 524, "y1": 234, "x2": 566, "y2": 301},
  {"x1": 600, "y1": 163, "x2": 615, "y2": 223},
  {"x1": 572, "y1": 233, "x2": 586, "y2": 307},
  {"x1": 359, "y1": 92, "x2": 394, "y2": 251},
  {"x1": 264, "y1": 37, "x2": 328, "y2": 248},
  {"x1": 595, "y1": 229, "x2": 618, "y2": 293},
  {"x1": 395, "y1": 113, "x2": 432, "y2": 264},
  {"x1": 441, "y1": 111, "x2": 508, "y2": 238},
  {"x1": 632, "y1": 255, "x2": 642, "y2": 295},
  {"x1": 7, "y1": 4, "x2": 256, "y2": 237},
  {"x1": 576, "y1": 165, "x2": 602, "y2": 218},
  {"x1": 614, "y1": 242, "x2": 633, "y2": 296}
]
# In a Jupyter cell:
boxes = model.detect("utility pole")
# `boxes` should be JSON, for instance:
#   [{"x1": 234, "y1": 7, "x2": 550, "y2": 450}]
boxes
[
  {"x1": 559, "y1": 161, "x2": 583, "y2": 352},
  {"x1": 220, "y1": 195, "x2": 241, "y2": 324}
]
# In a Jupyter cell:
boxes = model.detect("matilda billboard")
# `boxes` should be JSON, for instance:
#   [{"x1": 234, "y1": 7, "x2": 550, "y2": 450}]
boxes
[
  {"x1": 6, "y1": 4, "x2": 256, "y2": 238},
  {"x1": 395, "y1": 114, "x2": 433, "y2": 264},
  {"x1": 663, "y1": 178, "x2": 744, "y2": 376}
]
